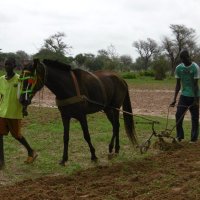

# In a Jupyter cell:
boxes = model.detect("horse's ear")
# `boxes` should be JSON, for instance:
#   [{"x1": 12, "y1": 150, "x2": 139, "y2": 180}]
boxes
[
  {"x1": 33, "y1": 59, "x2": 39, "y2": 65},
  {"x1": 23, "y1": 59, "x2": 33, "y2": 68},
  {"x1": 33, "y1": 59, "x2": 40, "y2": 69}
]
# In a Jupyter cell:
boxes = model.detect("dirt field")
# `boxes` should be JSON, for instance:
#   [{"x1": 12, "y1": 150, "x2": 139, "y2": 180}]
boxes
[
  {"x1": 0, "y1": 141, "x2": 200, "y2": 200},
  {"x1": 0, "y1": 88, "x2": 199, "y2": 200},
  {"x1": 31, "y1": 87, "x2": 176, "y2": 117}
]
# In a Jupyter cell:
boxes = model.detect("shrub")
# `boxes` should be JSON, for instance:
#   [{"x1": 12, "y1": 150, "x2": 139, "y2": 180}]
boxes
[
  {"x1": 121, "y1": 72, "x2": 137, "y2": 79},
  {"x1": 139, "y1": 70, "x2": 155, "y2": 77}
]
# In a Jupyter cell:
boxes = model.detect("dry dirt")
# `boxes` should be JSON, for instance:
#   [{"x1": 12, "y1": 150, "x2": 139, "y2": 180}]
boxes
[
  {"x1": 0, "y1": 88, "x2": 199, "y2": 200},
  {"x1": 31, "y1": 87, "x2": 176, "y2": 117}
]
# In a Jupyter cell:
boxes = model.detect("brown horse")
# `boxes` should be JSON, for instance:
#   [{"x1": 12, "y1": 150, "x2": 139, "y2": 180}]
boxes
[{"x1": 19, "y1": 59, "x2": 137, "y2": 165}]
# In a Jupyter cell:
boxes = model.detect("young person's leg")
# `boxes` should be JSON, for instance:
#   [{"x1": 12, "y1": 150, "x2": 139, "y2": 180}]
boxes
[
  {"x1": 0, "y1": 135, "x2": 4, "y2": 169},
  {"x1": 16, "y1": 136, "x2": 34, "y2": 156},
  {"x1": 0, "y1": 118, "x2": 9, "y2": 169},
  {"x1": 9, "y1": 119, "x2": 37, "y2": 163}
]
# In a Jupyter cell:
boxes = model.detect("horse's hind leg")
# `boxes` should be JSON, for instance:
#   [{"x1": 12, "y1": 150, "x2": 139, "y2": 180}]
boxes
[
  {"x1": 105, "y1": 109, "x2": 120, "y2": 154},
  {"x1": 79, "y1": 115, "x2": 97, "y2": 161},
  {"x1": 60, "y1": 117, "x2": 70, "y2": 166}
]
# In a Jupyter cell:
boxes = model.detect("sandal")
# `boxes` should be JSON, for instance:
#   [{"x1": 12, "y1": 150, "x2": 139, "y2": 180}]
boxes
[{"x1": 24, "y1": 151, "x2": 38, "y2": 164}]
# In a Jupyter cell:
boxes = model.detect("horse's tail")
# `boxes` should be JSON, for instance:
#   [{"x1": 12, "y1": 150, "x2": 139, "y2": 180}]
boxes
[{"x1": 122, "y1": 89, "x2": 138, "y2": 146}]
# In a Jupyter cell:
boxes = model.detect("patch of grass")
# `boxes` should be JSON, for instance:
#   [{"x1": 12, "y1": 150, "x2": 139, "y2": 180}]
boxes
[{"x1": 126, "y1": 76, "x2": 176, "y2": 90}]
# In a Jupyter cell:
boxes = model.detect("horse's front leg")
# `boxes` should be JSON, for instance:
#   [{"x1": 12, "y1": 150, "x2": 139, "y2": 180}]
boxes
[
  {"x1": 60, "y1": 117, "x2": 70, "y2": 166},
  {"x1": 0, "y1": 135, "x2": 5, "y2": 169},
  {"x1": 79, "y1": 115, "x2": 97, "y2": 161}
]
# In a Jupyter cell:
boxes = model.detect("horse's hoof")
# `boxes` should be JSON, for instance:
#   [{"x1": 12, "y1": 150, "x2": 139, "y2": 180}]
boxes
[
  {"x1": 91, "y1": 157, "x2": 98, "y2": 162},
  {"x1": 109, "y1": 146, "x2": 113, "y2": 153},
  {"x1": 59, "y1": 160, "x2": 67, "y2": 166}
]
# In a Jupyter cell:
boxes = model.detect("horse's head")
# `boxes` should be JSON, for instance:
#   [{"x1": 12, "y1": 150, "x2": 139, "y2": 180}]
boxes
[{"x1": 19, "y1": 59, "x2": 45, "y2": 115}]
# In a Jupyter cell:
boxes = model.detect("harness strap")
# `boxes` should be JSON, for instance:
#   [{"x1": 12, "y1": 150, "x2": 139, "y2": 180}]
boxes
[
  {"x1": 56, "y1": 71, "x2": 83, "y2": 107},
  {"x1": 70, "y1": 71, "x2": 81, "y2": 96},
  {"x1": 86, "y1": 71, "x2": 107, "y2": 106},
  {"x1": 56, "y1": 95, "x2": 87, "y2": 107},
  {"x1": 55, "y1": 70, "x2": 107, "y2": 107}
]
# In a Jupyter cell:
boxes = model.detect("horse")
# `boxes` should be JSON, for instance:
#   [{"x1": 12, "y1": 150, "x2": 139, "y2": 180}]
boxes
[{"x1": 19, "y1": 59, "x2": 137, "y2": 165}]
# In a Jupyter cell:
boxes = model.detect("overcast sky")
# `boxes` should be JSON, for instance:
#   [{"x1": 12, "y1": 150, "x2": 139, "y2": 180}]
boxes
[{"x1": 1, "y1": 0, "x2": 200, "y2": 60}]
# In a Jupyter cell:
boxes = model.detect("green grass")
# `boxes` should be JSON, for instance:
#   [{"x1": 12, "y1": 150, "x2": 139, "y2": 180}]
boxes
[
  {"x1": 2, "y1": 106, "x2": 191, "y2": 184},
  {"x1": 125, "y1": 76, "x2": 176, "y2": 90}
]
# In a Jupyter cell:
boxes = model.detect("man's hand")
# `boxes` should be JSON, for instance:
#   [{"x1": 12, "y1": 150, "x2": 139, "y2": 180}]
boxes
[
  {"x1": 170, "y1": 100, "x2": 176, "y2": 107},
  {"x1": 193, "y1": 97, "x2": 199, "y2": 106}
]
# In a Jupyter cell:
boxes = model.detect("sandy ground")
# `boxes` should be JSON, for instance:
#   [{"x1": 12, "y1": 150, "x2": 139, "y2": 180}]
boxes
[{"x1": 31, "y1": 87, "x2": 177, "y2": 118}]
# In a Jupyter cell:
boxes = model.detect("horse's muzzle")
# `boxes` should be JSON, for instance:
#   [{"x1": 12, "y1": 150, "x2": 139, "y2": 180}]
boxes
[
  {"x1": 22, "y1": 105, "x2": 29, "y2": 117},
  {"x1": 19, "y1": 95, "x2": 31, "y2": 106}
]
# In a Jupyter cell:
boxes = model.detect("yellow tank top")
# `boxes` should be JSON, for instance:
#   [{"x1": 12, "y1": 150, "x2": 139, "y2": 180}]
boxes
[{"x1": 0, "y1": 74, "x2": 23, "y2": 119}]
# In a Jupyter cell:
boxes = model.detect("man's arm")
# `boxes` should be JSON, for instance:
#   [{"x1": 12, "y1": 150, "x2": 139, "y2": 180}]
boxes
[
  {"x1": 170, "y1": 78, "x2": 181, "y2": 107},
  {"x1": 193, "y1": 63, "x2": 200, "y2": 105}
]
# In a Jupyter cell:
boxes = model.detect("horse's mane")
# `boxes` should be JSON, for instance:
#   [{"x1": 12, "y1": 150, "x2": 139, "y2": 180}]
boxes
[{"x1": 43, "y1": 59, "x2": 72, "y2": 71}]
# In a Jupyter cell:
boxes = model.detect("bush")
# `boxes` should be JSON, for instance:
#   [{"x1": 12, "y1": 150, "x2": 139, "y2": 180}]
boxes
[
  {"x1": 121, "y1": 72, "x2": 137, "y2": 79},
  {"x1": 139, "y1": 70, "x2": 155, "y2": 77},
  {"x1": 152, "y1": 56, "x2": 169, "y2": 80}
]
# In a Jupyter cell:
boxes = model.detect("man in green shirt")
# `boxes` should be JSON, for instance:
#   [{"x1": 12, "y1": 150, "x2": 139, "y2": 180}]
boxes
[
  {"x1": 0, "y1": 57, "x2": 37, "y2": 169},
  {"x1": 170, "y1": 49, "x2": 200, "y2": 143}
]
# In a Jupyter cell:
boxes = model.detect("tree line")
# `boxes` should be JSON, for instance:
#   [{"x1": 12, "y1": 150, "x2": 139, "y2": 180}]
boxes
[{"x1": 1, "y1": 24, "x2": 200, "y2": 80}]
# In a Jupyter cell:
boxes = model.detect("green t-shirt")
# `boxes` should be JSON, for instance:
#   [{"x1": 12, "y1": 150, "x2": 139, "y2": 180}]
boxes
[
  {"x1": 175, "y1": 62, "x2": 200, "y2": 97},
  {"x1": 0, "y1": 73, "x2": 23, "y2": 119}
]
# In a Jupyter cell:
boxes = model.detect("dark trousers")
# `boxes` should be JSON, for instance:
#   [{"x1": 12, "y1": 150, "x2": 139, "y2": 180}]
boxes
[{"x1": 176, "y1": 95, "x2": 199, "y2": 141}]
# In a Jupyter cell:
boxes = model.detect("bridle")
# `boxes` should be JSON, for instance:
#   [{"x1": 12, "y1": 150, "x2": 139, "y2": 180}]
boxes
[
  {"x1": 19, "y1": 63, "x2": 46, "y2": 101},
  {"x1": 19, "y1": 70, "x2": 37, "y2": 100}
]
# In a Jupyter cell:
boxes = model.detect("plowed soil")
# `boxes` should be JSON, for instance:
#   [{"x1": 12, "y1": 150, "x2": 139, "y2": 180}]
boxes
[{"x1": 0, "y1": 88, "x2": 199, "y2": 200}]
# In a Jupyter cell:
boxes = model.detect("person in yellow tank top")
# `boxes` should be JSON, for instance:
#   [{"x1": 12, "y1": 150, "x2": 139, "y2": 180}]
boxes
[{"x1": 0, "y1": 57, "x2": 37, "y2": 169}]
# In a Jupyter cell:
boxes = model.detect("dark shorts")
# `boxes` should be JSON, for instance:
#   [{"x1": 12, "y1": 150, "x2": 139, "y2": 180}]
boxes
[{"x1": 0, "y1": 118, "x2": 22, "y2": 138}]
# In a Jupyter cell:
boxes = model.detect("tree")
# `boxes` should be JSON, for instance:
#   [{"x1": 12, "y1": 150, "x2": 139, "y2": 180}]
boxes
[
  {"x1": 96, "y1": 49, "x2": 111, "y2": 70},
  {"x1": 74, "y1": 54, "x2": 86, "y2": 68},
  {"x1": 133, "y1": 38, "x2": 159, "y2": 70},
  {"x1": 35, "y1": 32, "x2": 73, "y2": 64},
  {"x1": 151, "y1": 55, "x2": 170, "y2": 80},
  {"x1": 162, "y1": 24, "x2": 197, "y2": 74},
  {"x1": 97, "y1": 47, "x2": 120, "y2": 71},
  {"x1": 43, "y1": 32, "x2": 72, "y2": 55},
  {"x1": 83, "y1": 53, "x2": 96, "y2": 71},
  {"x1": 34, "y1": 49, "x2": 72, "y2": 64},
  {"x1": 131, "y1": 57, "x2": 144, "y2": 71},
  {"x1": 119, "y1": 55, "x2": 133, "y2": 71},
  {"x1": 16, "y1": 50, "x2": 30, "y2": 61},
  {"x1": 107, "y1": 44, "x2": 118, "y2": 59}
]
